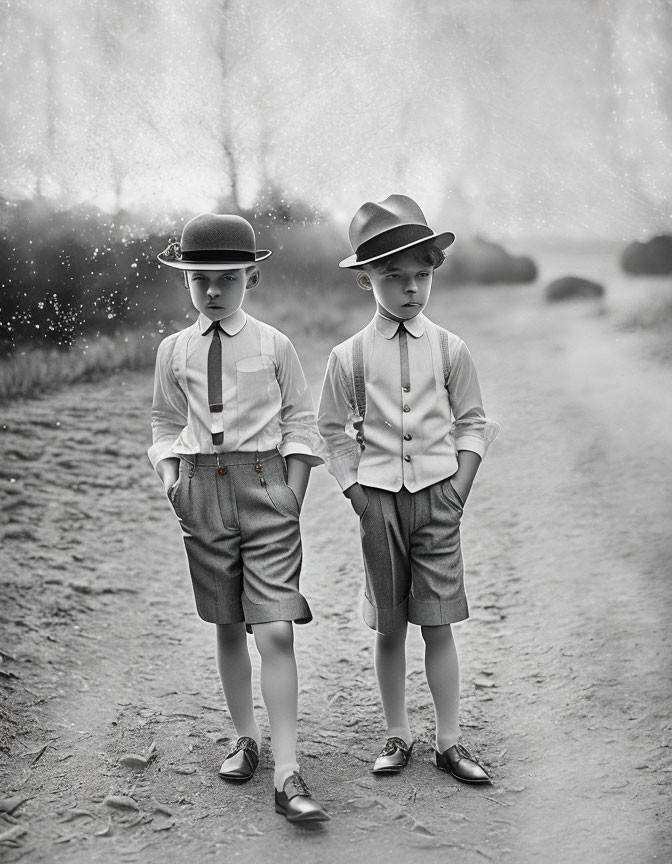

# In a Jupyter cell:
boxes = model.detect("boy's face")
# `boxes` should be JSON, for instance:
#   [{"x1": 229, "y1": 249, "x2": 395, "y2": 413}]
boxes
[
  {"x1": 186, "y1": 267, "x2": 259, "y2": 320},
  {"x1": 357, "y1": 248, "x2": 433, "y2": 322}
]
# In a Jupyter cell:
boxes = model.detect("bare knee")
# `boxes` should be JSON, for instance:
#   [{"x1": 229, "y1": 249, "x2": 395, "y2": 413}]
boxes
[
  {"x1": 216, "y1": 622, "x2": 248, "y2": 651},
  {"x1": 376, "y1": 625, "x2": 408, "y2": 654},
  {"x1": 253, "y1": 620, "x2": 294, "y2": 658},
  {"x1": 421, "y1": 623, "x2": 454, "y2": 647}
]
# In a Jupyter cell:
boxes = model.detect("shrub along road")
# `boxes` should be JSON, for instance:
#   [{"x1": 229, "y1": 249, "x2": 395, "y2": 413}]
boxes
[{"x1": 1, "y1": 282, "x2": 670, "y2": 863}]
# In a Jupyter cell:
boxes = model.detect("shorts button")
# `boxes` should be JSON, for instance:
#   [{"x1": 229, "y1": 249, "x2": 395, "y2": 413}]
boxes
[
  {"x1": 404, "y1": 454, "x2": 412, "y2": 462},
  {"x1": 218, "y1": 466, "x2": 227, "y2": 475},
  {"x1": 404, "y1": 433, "x2": 412, "y2": 441},
  {"x1": 403, "y1": 404, "x2": 410, "y2": 412}
]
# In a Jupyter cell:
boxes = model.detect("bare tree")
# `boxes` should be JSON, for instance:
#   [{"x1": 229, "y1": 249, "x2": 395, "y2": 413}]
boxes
[{"x1": 212, "y1": 0, "x2": 244, "y2": 210}]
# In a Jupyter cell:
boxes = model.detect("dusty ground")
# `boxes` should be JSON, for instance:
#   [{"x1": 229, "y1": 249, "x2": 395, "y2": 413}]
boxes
[{"x1": 1, "y1": 253, "x2": 671, "y2": 863}]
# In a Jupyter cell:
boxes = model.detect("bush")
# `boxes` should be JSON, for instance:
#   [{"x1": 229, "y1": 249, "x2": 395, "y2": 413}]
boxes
[
  {"x1": 0, "y1": 199, "x2": 189, "y2": 355},
  {"x1": 442, "y1": 236, "x2": 537, "y2": 284},
  {"x1": 0, "y1": 197, "x2": 359, "y2": 358},
  {"x1": 621, "y1": 235, "x2": 672, "y2": 275},
  {"x1": 545, "y1": 276, "x2": 605, "y2": 302}
]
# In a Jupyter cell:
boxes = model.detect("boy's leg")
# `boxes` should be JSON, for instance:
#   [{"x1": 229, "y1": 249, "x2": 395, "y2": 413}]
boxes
[
  {"x1": 253, "y1": 620, "x2": 330, "y2": 821},
  {"x1": 216, "y1": 622, "x2": 261, "y2": 746},
  {"x1": 422, "y1": 623, "x2": 490, "y2": 782},
  {"x1": 358, "y1": 488, "x2": 414, "y2": 770},
  {"x1": 374, "y1": 623, "x2": 412, "y2": 745},
  {"x1": 421, "y1": 623, "x2": 460, "y2": 751},
  {"x1": 359, "y1": 485, "x2": 412, "y2": 741},
  {"x1": 252, "y1": 620, "x2": 299, "y2": 790}
]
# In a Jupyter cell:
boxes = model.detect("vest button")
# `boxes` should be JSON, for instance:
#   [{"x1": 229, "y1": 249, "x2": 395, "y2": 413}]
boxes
[
  {"x1": 404, "y1": 455, "x2": 412, "y2": 462},
  {"x1": 402, "y1": 385, "x2": 410, "y2": 392},
  {"x1": 403, "y1": 404, "x2": 410, "y2": 412},
  {"x1": 218, "y1": 466, "x2": 227, "y2": 475},
  {"x1": 404, "y1": 434, "x2": 412, "y2": 441}
]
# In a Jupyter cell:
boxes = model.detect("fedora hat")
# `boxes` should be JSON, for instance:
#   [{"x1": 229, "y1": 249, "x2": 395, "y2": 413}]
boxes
[
  {"x1": 339, "y1": 194, "x2": 455, "y2": 269},
  {"x1": 158, "y1": 213, "x2": 272, "y2": 270}
]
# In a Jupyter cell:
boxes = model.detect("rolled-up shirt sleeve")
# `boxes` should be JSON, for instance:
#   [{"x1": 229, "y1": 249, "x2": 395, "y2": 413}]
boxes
[
  {"x1": 317, "y1": 349, "x2": 362, "y2": 490},
  {"x1": 448, "y1": 340, "x2": 500, "y2": 458},
  {"x1": 275, "y1": 333, "x2": 323, "y2": 466},
  {"x1": 148, "y1": 335, "x2": 188, "y2": 470}
]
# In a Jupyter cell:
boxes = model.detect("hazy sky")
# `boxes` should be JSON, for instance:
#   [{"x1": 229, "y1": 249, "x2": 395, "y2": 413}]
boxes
[{"x1": 1, "y1": 0, "x2": 671, "y2": 238}]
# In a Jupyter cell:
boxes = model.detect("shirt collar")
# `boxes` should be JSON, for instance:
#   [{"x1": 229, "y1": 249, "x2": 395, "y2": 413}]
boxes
[
  {"x1": 374, "y1": 310, "x2": 426, "y2": 339},
  {"x1": 198, "y1": 308, "x2": 247, "y2": 337}
]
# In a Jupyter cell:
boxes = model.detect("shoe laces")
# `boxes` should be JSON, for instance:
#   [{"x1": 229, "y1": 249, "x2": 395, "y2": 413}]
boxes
[
  {"x1": 230, "y1": 736, "x2": 258, "y2": 756},
  {"x1": 452, "y1": 743, "x2": 480, "y2": 764},
  {"x1": 288, "y1": 771, "x2": 311, "y2": 796},
  {"x1": 381, "y1": 736, "x2": 409, "y2": 756}
]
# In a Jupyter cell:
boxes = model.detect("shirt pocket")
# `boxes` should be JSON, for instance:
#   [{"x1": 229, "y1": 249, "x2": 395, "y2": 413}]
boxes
[{"x1": 235, "y1": 355, "x2": 278, "y2": 435}]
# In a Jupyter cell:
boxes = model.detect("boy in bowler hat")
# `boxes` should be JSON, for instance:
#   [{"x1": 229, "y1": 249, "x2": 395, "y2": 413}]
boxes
[
  {"x1": 149, "y1": 213, "x2": 329, "y2": 822},
  {"x1": 318, "y1": 195, "x2": 499, "y2": 782}
]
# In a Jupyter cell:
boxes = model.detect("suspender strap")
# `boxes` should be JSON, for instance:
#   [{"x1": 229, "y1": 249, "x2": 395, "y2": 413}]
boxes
[
  {"x1": 352, "y1": 331, "x2": 367, "y2": 420},
  {"x1": 351, "y1": 331, "x2": 367, "y2": 449},
  {"x1": 437, "y1": 327, "x2": 452, "y2": 389}
]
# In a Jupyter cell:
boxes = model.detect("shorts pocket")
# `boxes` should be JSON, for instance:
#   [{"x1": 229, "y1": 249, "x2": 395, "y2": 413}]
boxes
[
  {"x1": 353, "y1": 489, "x2": 370, "y2": 519},
  {"x1": 167, "y1": 475, "x2": 181, "y2": 505},
  {"x1": 264, "y1": 476, "x2": 300, "y2": 518},
  {"x1": 440, "y1": 478, "x2": 464, "y2": 511},
  {"x1": 285, "y1": 482, "x2": 301, "y2": 513}
]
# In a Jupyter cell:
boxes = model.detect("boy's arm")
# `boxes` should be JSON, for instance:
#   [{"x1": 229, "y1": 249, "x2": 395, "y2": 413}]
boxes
[
  {"x1": 285, "y1": 455, "x2": 311, "y2": 509},
  {"x1": 317, "y1": 350, "x2": 362, "y2": 492},
  {"x1": 343, "y1": 480, "x2": 368, "y2": 515},
  {"x1": 446, "y1": 339, "x2": 499, "y2": 503},
  {"x1": 275, "y1": 335, "x2": 323, "y2": 466},
  {"x1": 148, "y1": 336, "x2": 188, "y2": 485},
  {"x1": 450, "y1": 450, "x2": 481, "y2": 505},
  {"x1": 155, "y1": 456, "x2": 180, "y2": 493}
]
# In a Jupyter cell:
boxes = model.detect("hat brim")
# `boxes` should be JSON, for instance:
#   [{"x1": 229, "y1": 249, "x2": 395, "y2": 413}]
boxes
[
  {"x1": 157, "y1": 250, "x2": 272, "y2": 270},
  {"x1": 338, "y1": 231, "x2": 455, "y2": 269}
]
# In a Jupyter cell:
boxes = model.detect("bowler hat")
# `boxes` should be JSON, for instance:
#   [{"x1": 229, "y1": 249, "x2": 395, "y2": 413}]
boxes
[
  {"x1": 339, "y1": 194, "x2": 455, "y2": 269},
  {"x1": 158, "y1": 213, "x2": 272, "y2": 270}
]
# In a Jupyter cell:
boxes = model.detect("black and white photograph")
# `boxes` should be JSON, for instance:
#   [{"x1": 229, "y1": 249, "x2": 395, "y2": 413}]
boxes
[{"x1": 1, "y1": 1, "x2": 671, "y2": 862}]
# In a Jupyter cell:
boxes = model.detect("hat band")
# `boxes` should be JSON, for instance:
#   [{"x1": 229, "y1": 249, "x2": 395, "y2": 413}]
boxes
[
  {"x1": 181, "y1": 249, "x2": 256, "y2": 263},
  {"x1": 356, "y1": 224, "x2": 434, "y2": 262}
]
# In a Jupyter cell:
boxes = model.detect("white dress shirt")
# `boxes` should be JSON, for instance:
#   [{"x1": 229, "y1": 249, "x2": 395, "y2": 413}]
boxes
[
  {"x1": 318, "y1": 312, "x2": 498, "y2": 493},
  {"x1": 148, "y1": 309, "x2": 322, "y2": 468}
]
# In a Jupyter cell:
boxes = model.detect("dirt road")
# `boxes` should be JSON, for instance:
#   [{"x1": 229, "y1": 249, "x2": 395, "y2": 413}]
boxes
[{"x1": 1, "y1": 272, "x2": 671, "y2": 863}]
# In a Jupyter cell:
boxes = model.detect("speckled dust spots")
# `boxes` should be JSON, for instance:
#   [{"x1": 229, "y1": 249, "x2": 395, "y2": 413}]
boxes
[{"x1": 2, "y1": 264, "x2": 672, "y2": 862}]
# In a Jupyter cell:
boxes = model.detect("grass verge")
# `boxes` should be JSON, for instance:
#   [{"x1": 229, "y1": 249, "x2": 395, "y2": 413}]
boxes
[
  {"x1": 0, "y1": 278, "x2": 368, "y2": 404},
  {"x1": 0, "y1": 329, "x2": 165, "y2": 403}
]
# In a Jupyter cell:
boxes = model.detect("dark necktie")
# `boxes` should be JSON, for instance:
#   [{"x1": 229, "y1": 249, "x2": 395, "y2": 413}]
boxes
[
  {"x1": 207, "y1": 322, "x2": 224, "y2": 445},
  {"x1": 398, "y1": 322, "x2": 410, "y2": 393}
]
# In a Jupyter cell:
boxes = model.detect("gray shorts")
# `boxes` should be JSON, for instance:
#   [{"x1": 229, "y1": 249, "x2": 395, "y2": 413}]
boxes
[
  {"x1": 359, "y1": 479, "x2": 469, "y2": 634},
  {"x1": 168, "y1": 450, "x2": 312, "y2": 627}
]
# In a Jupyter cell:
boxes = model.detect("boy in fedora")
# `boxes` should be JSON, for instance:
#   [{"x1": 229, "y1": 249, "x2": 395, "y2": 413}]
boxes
[
  {"x1": 149, "y1": 213, "x2": 329, "y2": 822},
  {"x1": 318, "y1": 195, "x2": 499, "y2": 783}
]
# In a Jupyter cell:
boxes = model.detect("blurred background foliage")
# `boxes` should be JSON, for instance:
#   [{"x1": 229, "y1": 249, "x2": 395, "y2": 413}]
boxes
[
  {"x1": 0, "y1": 0, "x2": 671, "y2": 396},
  {"x1": 2, "y1": 0, "x2": 670, "y2": 235}
]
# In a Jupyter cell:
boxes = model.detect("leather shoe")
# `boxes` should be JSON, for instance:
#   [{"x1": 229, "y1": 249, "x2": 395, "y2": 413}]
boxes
[
  {"x1": 372, "y1": 737, "x2": 413, "y2": 774},
  {"x1": 434, "y1": 743, "x2": 491, "y2": 784},
  {"x1": 274, "y1": 772, "x2": 330, "y2": 822},
  {"x1": 218, "y1": 737, "x2": 259, "y2": 782}
]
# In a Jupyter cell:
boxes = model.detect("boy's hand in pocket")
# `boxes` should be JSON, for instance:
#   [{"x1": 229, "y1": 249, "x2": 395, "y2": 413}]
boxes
[
  {"x1": 157, "y1": 457, "x2": 180, "y2": 495},
  {"x1": 346, "y1": 483, "x2": 369, "y2": 517}
]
